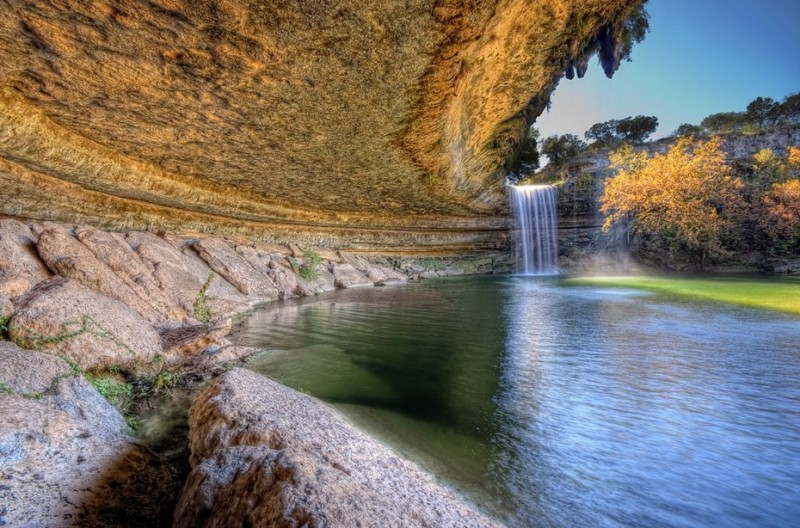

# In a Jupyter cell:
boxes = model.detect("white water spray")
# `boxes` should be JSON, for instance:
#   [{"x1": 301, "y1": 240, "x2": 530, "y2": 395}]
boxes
[{"x1": 509, "y1": 184, "x2": 559, "y2": 275}]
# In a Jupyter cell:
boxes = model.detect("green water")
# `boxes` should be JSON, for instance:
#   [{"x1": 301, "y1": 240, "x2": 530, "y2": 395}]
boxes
[{"x1": 235, "y1": 275, "x2": 800, "y2": 527}]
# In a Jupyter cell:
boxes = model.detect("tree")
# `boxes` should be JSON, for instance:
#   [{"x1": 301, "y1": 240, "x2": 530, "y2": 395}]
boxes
[
  {"x1": 508, "y1": 126, "x2": 540, "y2": 179},
  {"x1": 585, "y1": 120, "x2": 619, "y2": 146},
  {"x1": 761, "y1": 179, "x2": 800, "y2": 253},
  {"x1": 585, "y1": 115, "x2": 659, "y2": 147},
  {"x1": 758, "y1": 146, "x2": 800, "y2": 253},
  {"x1": 615, "y1": 115, "x2": 658, "y2": 143},
  {"x1": 600, "y1": 137, "x2": 745, "y2": 266},
  {"x1": 700, "y1": 112, "x2": 747, "y2": 134},
  {"x1": 540, "y1": 134, "x2": 586, "y2": 167},
  {"x1": 773, "y1": 92, "x2": 800, "y2": 126},
  {"x1": 746, "y1": 97, "x2": 778, "y2": 128},
  {"x1": 673, "y1": 123, "x2": 704, "y2": 138}
]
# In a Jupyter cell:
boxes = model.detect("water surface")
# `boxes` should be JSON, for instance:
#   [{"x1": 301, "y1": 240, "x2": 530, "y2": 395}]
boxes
[{"x1": 236, "y1": 276, "x2": 800, "y2": 527}]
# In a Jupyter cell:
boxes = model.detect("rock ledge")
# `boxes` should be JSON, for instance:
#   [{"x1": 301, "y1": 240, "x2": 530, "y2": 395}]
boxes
[{"x1": 174, "y1": 368, "x2": 499, "y2": 528}]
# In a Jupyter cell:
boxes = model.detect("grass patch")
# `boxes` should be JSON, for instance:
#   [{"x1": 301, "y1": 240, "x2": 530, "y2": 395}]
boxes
[
  {"x1": 564, "y1": 275, "x2": 800, "y2": 315},
  {"x1": 193, "y1": 272, "x2": 216, "y2": 323},
  {"x1": 0, "y1": 311, "x2": 11, "y2": 339},
  {"x1": 85, "y1": 372, "x2": 133, "y2": 407},
  {"x1": 298, "y1": 248, "x2": 322, "y2": 281}
]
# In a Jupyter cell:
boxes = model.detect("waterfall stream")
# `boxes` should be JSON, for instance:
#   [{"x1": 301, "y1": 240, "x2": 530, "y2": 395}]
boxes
[{"x1": 509, "y1": 184, "x2": 559, "y2": 275}]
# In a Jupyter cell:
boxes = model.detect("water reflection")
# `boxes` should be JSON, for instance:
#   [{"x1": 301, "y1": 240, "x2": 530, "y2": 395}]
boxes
[
  {"x1": 493, "y1": 277, "x2": 800, "y2": 527},
  {"x1": 236, "y1": 276, "x2": 800, "y2": 527}
]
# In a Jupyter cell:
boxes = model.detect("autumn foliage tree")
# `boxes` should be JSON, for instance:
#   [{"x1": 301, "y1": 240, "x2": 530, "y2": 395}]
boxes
[
  {"x1": 759, "y1": 146, "x2": 800, "y2": 253},
  {"x1": 600, "y1": 137, "x2": 745, "y2": 266}
]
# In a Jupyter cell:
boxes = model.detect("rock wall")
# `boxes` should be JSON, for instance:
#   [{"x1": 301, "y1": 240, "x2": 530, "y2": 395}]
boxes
[{"x1": 0, "y1": 0, "x2": 645, "y2": 253}]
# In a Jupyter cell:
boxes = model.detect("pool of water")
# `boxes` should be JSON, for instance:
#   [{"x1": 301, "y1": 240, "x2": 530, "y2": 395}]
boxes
[{"x1": 235, "y1": 276, "x2": 800, "y2": 527}]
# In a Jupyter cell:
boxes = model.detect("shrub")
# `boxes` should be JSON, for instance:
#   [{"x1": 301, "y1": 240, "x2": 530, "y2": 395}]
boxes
[
  {"x1": 193, "y1": 272, "x2": 216, "y2": 323},
  {"x1": 299, "y1": 248, "x2": 322, "y2": 281}
]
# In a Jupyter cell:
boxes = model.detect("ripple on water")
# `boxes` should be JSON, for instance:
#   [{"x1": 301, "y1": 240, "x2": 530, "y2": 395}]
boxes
[{"x1": 234, "y1": 276, "x2": 800, "y2": 528}]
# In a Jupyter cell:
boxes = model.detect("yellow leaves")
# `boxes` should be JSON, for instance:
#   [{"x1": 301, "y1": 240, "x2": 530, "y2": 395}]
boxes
[
  {"x1": 600, "y1": 137, "x2": 744, "y2": 257},
  {"x1": 754, "y1": 148, "x2": 778, "y2": 166},
  {"x1": 762, "y1": 179, "x2": 800, "y2": 243},
  {"x1": 788, "y1": 146, "x2": 800, "y2": 170}
]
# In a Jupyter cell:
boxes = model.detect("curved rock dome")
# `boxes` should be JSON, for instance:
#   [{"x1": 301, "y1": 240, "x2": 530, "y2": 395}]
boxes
[{"x1": 0, "y1": 0, "x2": 643, "y2": 252}]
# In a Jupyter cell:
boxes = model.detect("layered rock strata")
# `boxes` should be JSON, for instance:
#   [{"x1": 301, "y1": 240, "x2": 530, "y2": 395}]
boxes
[
  {"x1": 0, "y1": 1, "x2": 644, "y2": 252},
  {"x1": 174, "y1": 368, "x2": 499, "y2": 527}
]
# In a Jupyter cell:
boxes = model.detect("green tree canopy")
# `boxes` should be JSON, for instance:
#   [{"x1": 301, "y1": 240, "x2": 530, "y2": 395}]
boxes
[
  {"x1": 585, "y1": 120, "x2": 619, "y2": 146},
  {"x1": 700, "y1": 112, "x2": 748, "y2": 134},
  {"x1": 774, "y1": 92, "x2": 800, "y2": 125},
  {"x1": 540, "y1": 134, "x2": 587, "y2": 167},
  {"x1": 746, "y1": 97, "x2": 779, "y2": 128},
  {"x1": 674, "y1": 123, "x2": 705, "y2": 138},
  {"x1": 585, "y1": 115, "x2": 658, "y2": 146},
  {"x1": 616, "y1": 115, "x2": 658, "y2": 143}
]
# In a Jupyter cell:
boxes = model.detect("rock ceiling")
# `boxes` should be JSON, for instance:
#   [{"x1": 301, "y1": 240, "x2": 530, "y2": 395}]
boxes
[{"x1": 0, "y1": 0, "x2": 643, "y2": 252}]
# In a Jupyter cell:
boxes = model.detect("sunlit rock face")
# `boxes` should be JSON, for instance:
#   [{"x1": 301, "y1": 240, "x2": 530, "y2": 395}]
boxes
[{"x1": 0, "y1": 0, "x2": 643, "y2": 252}]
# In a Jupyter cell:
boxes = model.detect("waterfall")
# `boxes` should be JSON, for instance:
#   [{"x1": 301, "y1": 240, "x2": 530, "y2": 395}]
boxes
[{"x1": 509, "y1": 184, "x2": 559, "y2": 275}]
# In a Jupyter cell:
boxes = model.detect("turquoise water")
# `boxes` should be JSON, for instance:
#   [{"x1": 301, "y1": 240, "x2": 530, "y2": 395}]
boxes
[{"x1": 235, "y1": 276, "x2": 800, "y2": 527}]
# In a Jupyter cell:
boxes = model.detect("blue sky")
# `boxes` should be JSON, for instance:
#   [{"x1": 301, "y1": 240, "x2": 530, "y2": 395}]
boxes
[{"x1": 535, "y1": 0, "x2": 800, "y2": 141}]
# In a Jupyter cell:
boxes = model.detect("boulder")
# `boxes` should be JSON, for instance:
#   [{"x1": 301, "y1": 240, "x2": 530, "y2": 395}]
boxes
[
  {"x1": 366, "y1": 264, "x2": 407, "y2": 285},
  {"x1": 235, "y1": 244, "x2": 272, "y2": 277},
  {"x1": 287, "y1": 242, "x2": 303, "y2": 257},
  {"x1": 0, "y1": 385, "x2": 176, "y2": 527},
  {"x1": 266, "y1": 260, "x2": 299, "y2": 299},
  {"x1": 8, "y1": 277, "x2": 162, "y2": 370},
  {"x1": 194, "y1": 238, "x2": 280, "y2": 300},
  {"x1": 306, "y1": 265, "x2": 337, "y2": 293},
  {"x1": 36, "y1": 227, "x2": 162, "y2": 323},
  {"x1": 1, "y1": 292, "x2": 12, "y2": 317},
  {"x1": 76, "y1": 227, "x2": 187, "y2": 323},
  {"x1": 0, "y1": 341, "x2": 72, "y2": 395},
  {"x1": 332, "y1": 263, "x2": 373, "y2": 289},
  {"x1": 127, "y1": 232, "x2": 250, "y2": 320},
  {"x1": 316, "y1": 248, "x2": 343, "y2": 263},
  {"x1": 337, "y1": 250, "x2": 368, "y2": 271},
  {"x1": 0, "y1": 275, "x2": 31, "y2": 298},
  {"x1": 0, "y1": 218, "x2": 50, "y2": 296},
  {"x1": 173, "y1": 369, "x2": 498, "y2": 528}
]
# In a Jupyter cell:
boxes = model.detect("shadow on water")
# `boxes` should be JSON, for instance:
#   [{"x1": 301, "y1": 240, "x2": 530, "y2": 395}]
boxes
[{"x1": 234, "y1": 275, "x2": 800, "y2": 527}]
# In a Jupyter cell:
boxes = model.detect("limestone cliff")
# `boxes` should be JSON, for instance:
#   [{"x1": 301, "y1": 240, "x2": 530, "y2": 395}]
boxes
[{"x1": 0, "y1": 0, "x2": 644, "y2": 253}]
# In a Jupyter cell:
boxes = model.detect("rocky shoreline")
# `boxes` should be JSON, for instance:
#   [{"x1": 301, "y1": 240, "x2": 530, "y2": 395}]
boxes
[{"x1": 0, "y1": 217, "x2": 508, "y2": 527}]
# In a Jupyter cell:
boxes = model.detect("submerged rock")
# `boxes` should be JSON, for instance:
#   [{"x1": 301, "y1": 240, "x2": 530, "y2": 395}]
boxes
[
  {"x1": 173, "y1": 368, "x2": 498, "y2": 528},
  {"x1": 8, "y1": 277, "x2": 162, "y2": 370}
]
